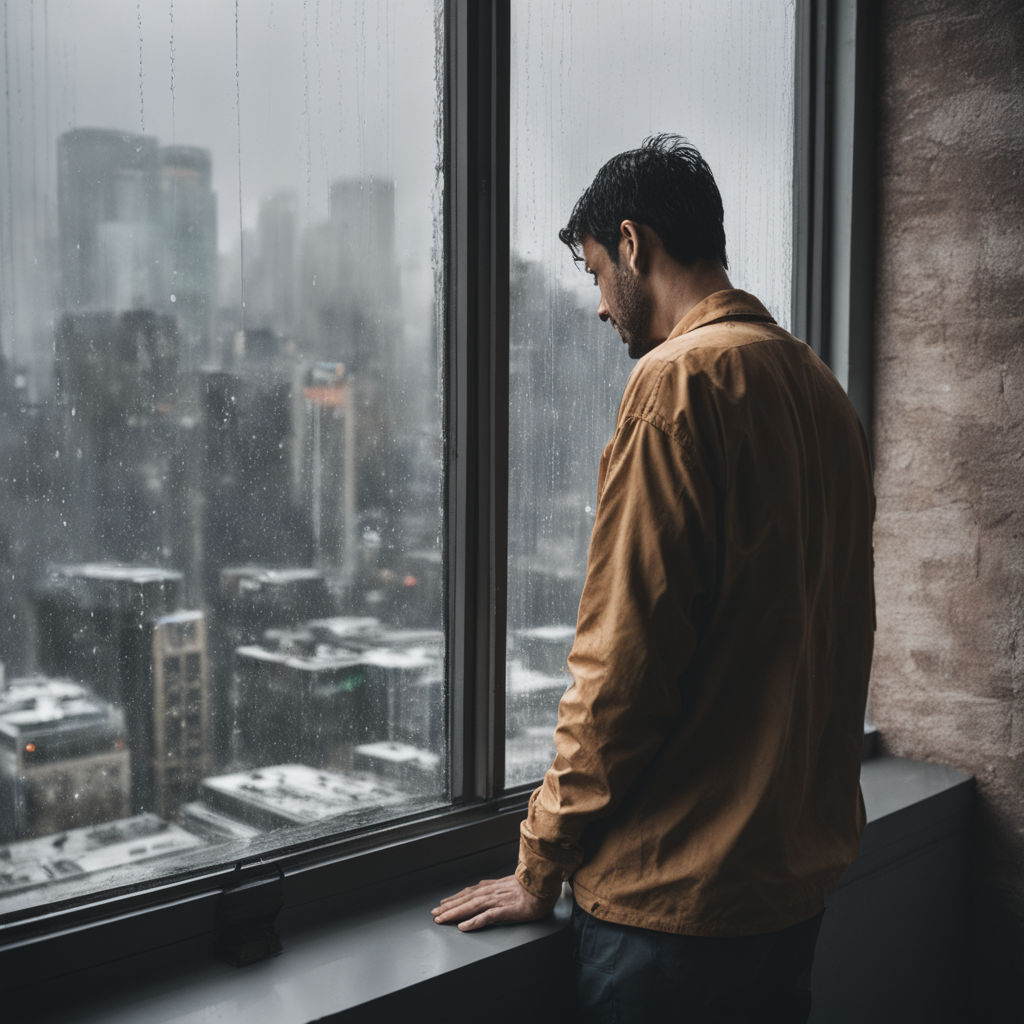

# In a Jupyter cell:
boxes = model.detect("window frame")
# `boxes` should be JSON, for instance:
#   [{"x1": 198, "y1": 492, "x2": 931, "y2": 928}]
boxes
[
  {"x1": 0, "y1": 0, "x2": 877, "y2": 989},
  {"x1": 793, "y1": 0, "x2": 879, "y2": 439}
]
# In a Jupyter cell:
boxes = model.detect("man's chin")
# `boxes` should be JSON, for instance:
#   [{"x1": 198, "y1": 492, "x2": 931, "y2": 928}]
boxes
[{"x1": 626, "y1": 337, "x2": 647, "y2": 360}]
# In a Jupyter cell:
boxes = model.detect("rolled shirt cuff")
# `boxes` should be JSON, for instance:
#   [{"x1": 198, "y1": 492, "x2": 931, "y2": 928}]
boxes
[{"x1": 516, "y1": 830, "x2": 577, "y2": 902}]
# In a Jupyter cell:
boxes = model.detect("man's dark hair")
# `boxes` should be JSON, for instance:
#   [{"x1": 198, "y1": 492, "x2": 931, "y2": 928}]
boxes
[{"x1": 559, "y1": 134, "x2": 728, "y2": 270}]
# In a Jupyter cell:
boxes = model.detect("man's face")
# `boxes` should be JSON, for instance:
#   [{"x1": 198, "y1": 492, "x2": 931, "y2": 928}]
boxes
[{"x1": 581, "y1": 235, "x2": 654, "y2": 360}]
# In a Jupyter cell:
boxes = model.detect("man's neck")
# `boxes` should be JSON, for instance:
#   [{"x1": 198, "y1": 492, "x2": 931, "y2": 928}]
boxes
[{"x1": 649, "y1": 260, "x2": 734, "y2": 341}]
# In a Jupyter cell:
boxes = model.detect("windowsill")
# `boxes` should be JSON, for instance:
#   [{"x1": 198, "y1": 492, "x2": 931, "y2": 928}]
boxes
[{"x1": 22, "y1": 755, "x2": 972, "y2": 1024}]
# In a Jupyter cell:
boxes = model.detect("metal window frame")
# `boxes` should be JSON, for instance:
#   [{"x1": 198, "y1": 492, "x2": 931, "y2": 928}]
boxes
[
  {"x1": 1, "y1": 0, "x2": 871, "y2": 993},
  {"x1": 792, "y1": 0, "x2": 879, "y2": 442},
  {"x1": 447, "y1": 0, "x2": 511, "y2": 804}
]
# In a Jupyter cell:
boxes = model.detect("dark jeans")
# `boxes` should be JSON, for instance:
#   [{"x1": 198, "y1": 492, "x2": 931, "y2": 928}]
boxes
[{"x1": 572, "y1": 903, "x2": 824, "y2": 1024}]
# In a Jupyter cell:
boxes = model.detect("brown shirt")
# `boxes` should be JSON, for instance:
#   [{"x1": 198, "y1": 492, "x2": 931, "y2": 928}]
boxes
[{"x1": 515, "y1": 290, "x2": 875, "y2": 937}]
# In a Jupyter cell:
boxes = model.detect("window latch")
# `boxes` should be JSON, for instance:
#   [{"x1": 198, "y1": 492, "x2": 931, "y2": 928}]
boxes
[{"x1": 215, "y1": 862, "x2": 286, "y2": 967}]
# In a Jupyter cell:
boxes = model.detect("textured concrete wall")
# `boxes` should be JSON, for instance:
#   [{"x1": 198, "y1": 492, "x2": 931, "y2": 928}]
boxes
[{"x1": 871, "y1": 0, "x2": 1024, "y2": 1016}]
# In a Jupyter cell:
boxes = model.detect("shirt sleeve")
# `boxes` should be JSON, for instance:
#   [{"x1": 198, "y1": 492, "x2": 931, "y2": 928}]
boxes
[{"x1": 516, "y1": 410, "x2": 716, "y2": 901}]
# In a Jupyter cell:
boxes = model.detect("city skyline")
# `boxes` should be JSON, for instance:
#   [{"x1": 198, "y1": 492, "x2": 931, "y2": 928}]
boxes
[
  {"x1": 0, "y1": 0, "x2": 796, "y2": 922},
  {"x1": 0, "y1": 0, "x2": 443, "y2": 395},
  {"x1": 0, "y1": 107, "x2": 592, "y2": 911}
]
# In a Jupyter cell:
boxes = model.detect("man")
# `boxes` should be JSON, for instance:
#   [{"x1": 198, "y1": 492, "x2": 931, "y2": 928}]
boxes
[{"x1": 432, "y1": 135, "x2": 875, "y2": 1022}]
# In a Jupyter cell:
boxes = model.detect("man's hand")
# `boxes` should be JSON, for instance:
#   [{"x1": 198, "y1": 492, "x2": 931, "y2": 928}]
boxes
[{"x1": 431, "y1": 874, "x2": 557, "y2": 932}]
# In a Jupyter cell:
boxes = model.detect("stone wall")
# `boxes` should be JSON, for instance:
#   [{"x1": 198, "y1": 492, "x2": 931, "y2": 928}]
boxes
[{"x1": 871, "y1": 0, "x2": 1024, "y2": 1016}]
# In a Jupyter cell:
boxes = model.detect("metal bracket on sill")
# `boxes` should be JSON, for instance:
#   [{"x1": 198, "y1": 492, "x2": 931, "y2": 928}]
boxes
[{"x1": 215, "y1": 862, "x2": 285, "y2": 967}]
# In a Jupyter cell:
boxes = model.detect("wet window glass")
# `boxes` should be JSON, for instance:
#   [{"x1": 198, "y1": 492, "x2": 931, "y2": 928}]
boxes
[
  {"x1": 0, "y1": 0, "x2": 445, "y2": 916},
  {"x1": 505, "y1": 0, "x2": 796, "y2": 787}
]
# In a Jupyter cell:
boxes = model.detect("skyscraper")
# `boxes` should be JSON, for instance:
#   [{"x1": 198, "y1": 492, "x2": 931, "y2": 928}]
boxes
[
  {"x1": 300, "y1": 362, "x2": 357, "y2": 576},
  {"x1": 159, "y1": 146, "x2": 218, "y2": 368},
  {"x1": 32, "y1": 564, "x2": 211, "y2": 815},
  {"x1": 52, "y1": 309, "x2": 189, "y2": 565},
  {"x1": 300, "y1": 177, "x2": 400, "y2": 371},
  {"x1": 57, "y1": 129, "x2": 217, "y2": 371},
  {"x1": 252, "y1": 191, "x2": 298, "y2": 338},
  {"x1": 150, "y1": 611, "x2": 212, "y2": 817},
  {"x1": 57, "y1": 128, "x2": 161, "y2": 313}
]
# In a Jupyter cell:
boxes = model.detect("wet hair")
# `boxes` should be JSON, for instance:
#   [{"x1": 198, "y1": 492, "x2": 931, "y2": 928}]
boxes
[{"x1": 559, "y1": 134, "x2": 728, "y2": 270}]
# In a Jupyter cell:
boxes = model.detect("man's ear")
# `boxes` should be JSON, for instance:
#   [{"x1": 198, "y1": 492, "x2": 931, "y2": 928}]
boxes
[{"x1": 618, "y1": 219, "x2": 643, "y2": 274}]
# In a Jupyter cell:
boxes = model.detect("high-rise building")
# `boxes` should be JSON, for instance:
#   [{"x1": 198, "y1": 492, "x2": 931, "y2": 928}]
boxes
[
  {"x1": 31, "y1": 564, "x2": 212, "y2": 815},
  {"x1": 57, "y1": 130, "x2": 217, "y2": 368},
  {"x1": 52, "y1": 131, "x2": 213, "y2": 575},
  {"x1": 57, "y1": 128, "x2": 161, "y2": 313},
  {"x1": 291, "y1": 175, "x2": 436, "y2": 570},
  {"x1": 150, "y1": 611, "x2": 212, "y2": 818},
  {"x1": 300, "y1": 362, "x2": 357, "y2": 576},
  {"x1": 233, "y1": 641, "x2": 375, "y2": 770},
  {"x1": 232, "y1": 619, "x2": 443, "y2": 778},
  {"x1": 298, "y1": 177, "x2": 400, "y2": 380},
  {"x1": 34, "y1": 565, "x2": 183, "y2": 700},
  {"x1": 0, "y1": 676, "x2": 130, "y2": 842},
  {"x1": 198, "y1": 356, "x2": 313, "y2": 601},
  {"x1": 252, "y1": 191, "x2": 298, "y2": 338},
  {"x1": 218, "y1": 568, "x2": 336, "y2": 640},
  {"x1": 507, "y1": 255, "x2": 618, "y2": 630},
  {"x1": 54, "y1": 310, "x2": 181, "y2": 418},
  {"x1": 159, "y1": 145, "x2": 217, "y2": 368},
  {"x1": 300, "y1": 177, "x2": 400, "y2": 371},
  {"x1": 209, "y1": 567, "x2": 335, "y2": 764},
  {"x1": 52, "y1": 309, "x2": 196, "y2": 567},
  {"x1": 0, "y1": 357, "x2": 39, "y2": 672}
]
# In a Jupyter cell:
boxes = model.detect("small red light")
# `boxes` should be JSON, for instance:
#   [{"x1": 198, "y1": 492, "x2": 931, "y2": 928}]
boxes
[
  {"x1": 403, "y1": 575, "x2": 418, "y2": 587},
  {"x1": 24, "y1": 742, "x2": 36, "y2": 753}
]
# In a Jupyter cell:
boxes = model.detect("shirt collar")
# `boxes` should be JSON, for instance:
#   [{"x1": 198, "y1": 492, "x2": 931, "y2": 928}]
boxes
[{"x1": 666, "y1": 289, "x2": 777, "y2": 342}]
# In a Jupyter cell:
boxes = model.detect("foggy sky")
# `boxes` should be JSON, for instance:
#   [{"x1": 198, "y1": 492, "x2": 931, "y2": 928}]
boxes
[{"x1": 0, "y1": 0, "x2": 795, "y2": 371}]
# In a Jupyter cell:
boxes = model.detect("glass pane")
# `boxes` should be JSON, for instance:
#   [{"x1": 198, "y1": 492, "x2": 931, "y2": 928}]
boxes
[
  {"x1": 0, "y1": 0, "x2": 445, "y2": 917},
  {"x1": 506, "y1": 0, "x2": 796, "y2": 787}
]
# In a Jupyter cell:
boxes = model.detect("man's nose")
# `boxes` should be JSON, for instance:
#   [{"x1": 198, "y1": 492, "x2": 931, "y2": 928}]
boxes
[{"x1": 597, "y1": 295, "x2": 610, "y2": 321}]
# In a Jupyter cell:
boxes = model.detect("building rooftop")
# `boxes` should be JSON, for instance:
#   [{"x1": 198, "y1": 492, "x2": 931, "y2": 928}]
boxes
[
  {"x1": 0, "y1": 676, "x2": 118, "y2": 734},
  {"x1": 155, "y1": 609, "x2": 204, "y2": 625},
  {"x1": 223, "y1": 566, "x2": 325, "y2": 587},
  {"x1": 234, "y1": 643, "x2": 365, "y2": 673},
  {"x1": 0, "y1": 814, "x2": 203, "y2": 900},
  {"x1": 200, "y1": 764, "x2": 410, "y2": 827},
  {"x1": 353, "y1": 741, "x2": 440, "y2": 769},
  {"x1": 305, "y1": 616, "x2": 383, "y2": 642},
  {"x1": 51, "y1": 563, "x2": 183, "y2": 585}
]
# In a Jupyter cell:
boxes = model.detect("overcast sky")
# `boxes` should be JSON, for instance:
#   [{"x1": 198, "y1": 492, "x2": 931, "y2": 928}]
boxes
[
  {"x1": 511, "y1": 0, "x2": 796, "y2": 320},
  {"x1": 3, "y1": 0, "x2": 439, "y2": 249},
  {"x1": 1, "y1": 0, "x2": 794, "y2": 369}
]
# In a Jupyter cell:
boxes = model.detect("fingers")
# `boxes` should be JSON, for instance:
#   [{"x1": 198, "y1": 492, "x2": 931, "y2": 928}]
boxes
[
  {"x1": 435, "y1": 879, "x2": 499, "y2": 904},
  {"x1": 432, "y1": 898, "x2": 483, "y2": 923},
  {"x1": 430, "y1": 891, "x2": 477, "y2": 918},
  {"x1": 457, "y1": 908, "x2": 500, "y2": 932},
  {"x1": 430, "y1": 879, "x2": 503, "y2": 919},
  {"x1": 430, "y1": 874, "x2": 550, "y2": 931},
  {"x1": 432, "y1": 891, "x2": 502, "y2": 923}
]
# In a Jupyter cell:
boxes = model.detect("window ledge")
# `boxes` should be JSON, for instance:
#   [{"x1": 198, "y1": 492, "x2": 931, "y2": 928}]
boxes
[{"x1": 20, "y1": 755, "x2": 972, "y2": 1024}]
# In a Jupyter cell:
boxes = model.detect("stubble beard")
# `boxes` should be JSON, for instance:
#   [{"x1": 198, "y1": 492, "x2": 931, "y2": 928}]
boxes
[{"x1": 611, "y1": 264, "x2": 653, "y2": 360}]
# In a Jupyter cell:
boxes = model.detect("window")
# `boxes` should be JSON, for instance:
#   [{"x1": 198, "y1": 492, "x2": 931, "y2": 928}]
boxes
[
  {"x1": 0, "y1": 0, "x2": 871, "y2": 988},
  {"x1": 1, "y1": 0, "x2": 446, "y2": 920},
  {"x1": 504, "y1": 0, "x2": 796, "y2": 786}
]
